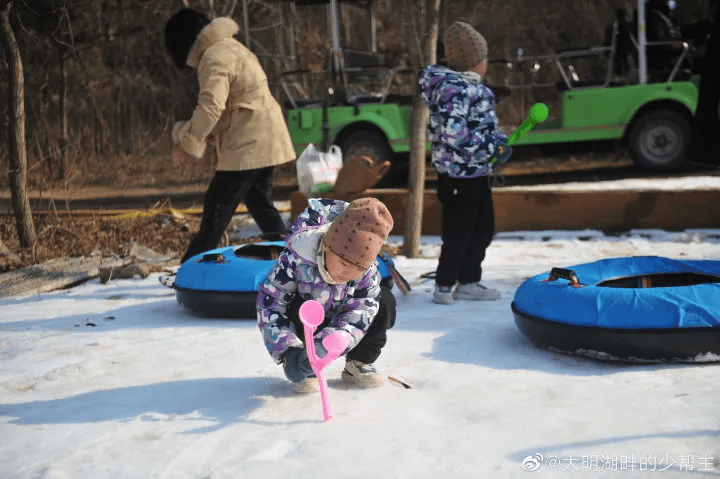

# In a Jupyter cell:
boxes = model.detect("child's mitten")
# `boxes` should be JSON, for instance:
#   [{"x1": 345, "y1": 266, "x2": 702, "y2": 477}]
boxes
[
  {"x1": 282, "y1": 347, "x2": 314, "y2": 383},
  {"x1": 495, "y1": 143, "x2": 513, "y2": 164}
]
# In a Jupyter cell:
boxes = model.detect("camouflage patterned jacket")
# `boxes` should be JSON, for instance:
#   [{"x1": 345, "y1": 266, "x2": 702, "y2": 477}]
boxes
[
  {"x1": 256, "y1": 198, "x2": 382, "y2": 363},
  {"x1": 419, "y1": 64, "x2": 508, "y2": 178}
]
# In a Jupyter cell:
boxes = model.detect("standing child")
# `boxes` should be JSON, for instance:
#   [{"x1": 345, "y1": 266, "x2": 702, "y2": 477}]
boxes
[
  {"x1": 256, "y1": 198, "x2": 396, "y2": 393},
  {"x1": 164, "y1": 9, "x2": 296, "y2": 263},
  {"x1": 419, "y1": 21, "x2": 512, "y2": 305}
]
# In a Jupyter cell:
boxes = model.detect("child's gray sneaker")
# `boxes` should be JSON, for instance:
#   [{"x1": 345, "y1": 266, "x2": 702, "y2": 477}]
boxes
[
  {"x1": 341, "y1": 359, "x2": 385, "y2": 388},
  {"x1": 453, "y1": 282, "x2": 501, "y2": 301},
  {"x1": 433, "y1": 285, "x2": 455, "y2": 305},
  {"x1": 292, "y1": 377, "x2": 319, "y2": 394}
]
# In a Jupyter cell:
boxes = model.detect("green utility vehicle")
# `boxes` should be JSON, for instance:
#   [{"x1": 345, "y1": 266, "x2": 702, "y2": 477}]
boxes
[
  {"x1": 504, "y1": 0, "x2": 710, "y2": 170},
  {"x1": 281, "y1": 0, "x2": 711, "y2": 176}
]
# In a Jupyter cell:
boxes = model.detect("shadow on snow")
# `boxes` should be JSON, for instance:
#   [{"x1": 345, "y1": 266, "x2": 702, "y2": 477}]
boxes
[{"x1": 0, "y1": 376, "x2": 313, "y2": 433}]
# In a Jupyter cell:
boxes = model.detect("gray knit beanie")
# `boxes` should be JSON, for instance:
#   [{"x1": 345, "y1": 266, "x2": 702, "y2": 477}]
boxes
[{"x1": 443, "y1": 21, "x2": 488, "y2": 72}]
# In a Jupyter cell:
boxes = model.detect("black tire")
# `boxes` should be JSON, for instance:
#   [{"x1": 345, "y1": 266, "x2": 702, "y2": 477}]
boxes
[
  {"x1": 337, "y1": 130, "x2": 401, "y2": 187},
  {"x1": 627, "y1": 108, "x2": 691, "y2": 170}
]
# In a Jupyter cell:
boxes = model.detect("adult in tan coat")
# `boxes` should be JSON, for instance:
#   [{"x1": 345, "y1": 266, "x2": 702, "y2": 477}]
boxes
[{"x1": 165, "y1": 9, "x2": 296, "y2": 263}]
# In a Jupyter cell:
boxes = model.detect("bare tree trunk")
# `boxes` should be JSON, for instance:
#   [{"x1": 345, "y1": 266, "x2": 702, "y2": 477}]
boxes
[
  {"x1": 39, "y1": 65, "x2": 53, "y2": 177},
  {"x1": 242, "y1": 0, "x2": 250, "y2": 49},
  {"x1": 1, "y1": 1, "x2": 37, "y2": 248},
  {"x1": 115, "y1": 85, "x2": 123, "y2": 155},
  {"x1": 204, "y1": 0, "x2": 216, "y2": 18},
  {"x1": 287, "y1": 2, "x2": 299, "y2": 71},
  {"x1": 58, "y1": 52, "x2": 69, "y2": 178},
  {"x1": 404, "y1": 0, "x2": 441, "y2": 258},
  {"x1": 221, "y1": 0, "x2": 237, "y2": 17}
]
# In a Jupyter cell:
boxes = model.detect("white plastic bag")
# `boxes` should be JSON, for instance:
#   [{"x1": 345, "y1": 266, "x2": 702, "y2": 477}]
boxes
[{"x1": 296, "y1": 143, "x2": 344, "y2": 196}]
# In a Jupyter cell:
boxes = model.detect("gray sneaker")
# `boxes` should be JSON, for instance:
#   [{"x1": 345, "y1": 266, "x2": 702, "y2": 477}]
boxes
[
  {"x1": 433, "y1": 285, "x2": 455, "y2": 305},
  {"x1": 453, "y1": 282, "x2": 501, "y2": 301},
  {"x1": 341, "y1": 359, "x2": 385, "y2": 388}
]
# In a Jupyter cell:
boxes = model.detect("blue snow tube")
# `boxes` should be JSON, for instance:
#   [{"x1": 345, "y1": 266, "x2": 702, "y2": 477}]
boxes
[
  {"x1": 174, "y1": 241, "x2": 396, "y2": 319},
  {"x1": 512, "y1": 256, "x2": 720, "y2": 362}
]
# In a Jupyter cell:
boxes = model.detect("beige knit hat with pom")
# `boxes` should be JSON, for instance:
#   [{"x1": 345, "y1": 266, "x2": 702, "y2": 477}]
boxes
[
  {"x1": 443, "y1": 21, "x2": 488, "y2": 72},
  {"x1": 323, "y1": 198, "x2": 394, "y2": 270}
]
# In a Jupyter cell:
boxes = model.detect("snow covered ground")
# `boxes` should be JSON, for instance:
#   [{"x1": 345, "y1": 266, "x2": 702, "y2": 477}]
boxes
[{"x1": 2, "y1": 177, "x2": 720, "y2": 478}]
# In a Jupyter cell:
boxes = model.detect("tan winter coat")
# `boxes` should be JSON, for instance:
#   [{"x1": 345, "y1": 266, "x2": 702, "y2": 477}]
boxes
[{"x1": 172, "y1": 18, "x2": 295, "y2": 171}]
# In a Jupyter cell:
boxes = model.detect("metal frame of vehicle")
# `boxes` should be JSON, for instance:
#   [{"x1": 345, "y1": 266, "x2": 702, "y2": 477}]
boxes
[
  {"x1": 280, "y1": 0, "x2": 415, "y2": 184},
  {"x1": 507, "y1": 0, "x2": 705, "y2": 170}
]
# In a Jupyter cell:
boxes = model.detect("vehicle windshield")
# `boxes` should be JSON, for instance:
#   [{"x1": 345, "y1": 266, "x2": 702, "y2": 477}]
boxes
[{"x1": 338, "y1": 2, "x2": 375, "y2": 52}]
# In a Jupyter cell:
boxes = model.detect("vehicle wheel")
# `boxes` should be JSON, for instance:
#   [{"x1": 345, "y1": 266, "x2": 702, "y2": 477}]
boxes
[
  {"x1": 337, "y1": 130, "x2": 400, "y2": 187},
  {"x1": 627, "y1": 109, "x2": 691, "y2": 170}
]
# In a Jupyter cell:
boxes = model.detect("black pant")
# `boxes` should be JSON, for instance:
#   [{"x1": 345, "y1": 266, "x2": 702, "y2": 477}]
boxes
[
  {"x1": 435, "y1": 174, "x2": 495, "y2": 287},
  {"x1": 286, "y1": 286, "x2": 396, "y2": 365},
  {"x1": 181, "y1": 167, "x2": 286, "y2": 263}
]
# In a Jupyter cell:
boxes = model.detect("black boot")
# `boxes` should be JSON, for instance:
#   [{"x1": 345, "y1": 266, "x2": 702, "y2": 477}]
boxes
[{"x1": 181, "y1": 204, "x2": 236, "y2": 263}]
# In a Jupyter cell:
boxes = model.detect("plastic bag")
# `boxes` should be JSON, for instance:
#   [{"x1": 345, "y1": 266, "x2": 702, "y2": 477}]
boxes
[{"x1": 296, "y1": 143, "x2": 344, "y2": 196}]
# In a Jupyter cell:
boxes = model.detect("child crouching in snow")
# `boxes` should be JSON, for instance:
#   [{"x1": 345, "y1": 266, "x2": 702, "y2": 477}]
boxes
[{"x1": 256, "y1": 197, "x2": 396, "y2": 393}]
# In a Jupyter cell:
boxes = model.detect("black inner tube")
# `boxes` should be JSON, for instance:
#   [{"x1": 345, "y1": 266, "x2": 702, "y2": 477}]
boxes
[{"x1": 598, "y1": 272, "x2": 720, "y2": 288}]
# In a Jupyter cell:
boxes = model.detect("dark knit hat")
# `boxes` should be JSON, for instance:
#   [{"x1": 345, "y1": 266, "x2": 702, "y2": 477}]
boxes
[
  {"x1": 443, "y1": 21, "x2": 488, "y2": 72},
  {"x1": 323, "y1": 198, "x2": 394, "y2": 271},
  {"x1": 164, "y1": 9, "x2": 210, "y2": 69}
]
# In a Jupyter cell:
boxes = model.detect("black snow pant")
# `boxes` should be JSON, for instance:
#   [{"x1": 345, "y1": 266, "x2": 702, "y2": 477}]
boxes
[
  {"x1": 181, "y1": 167, "x2": 286, "y2": 263},
  {"x1": 435, "y1": 173, "x2": 495, "y2": 288},
  {"x1": 286, "y1": 285, "x2": 397, "y2": 365}
]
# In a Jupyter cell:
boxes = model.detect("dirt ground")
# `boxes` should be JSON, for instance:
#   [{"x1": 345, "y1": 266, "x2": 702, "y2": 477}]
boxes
[
  {"x1": 0, "y1": 211, "x2": 194, "y2": 271},
  {"x1": 0, "y1": 156, "x2": 301, "y2": 272}
]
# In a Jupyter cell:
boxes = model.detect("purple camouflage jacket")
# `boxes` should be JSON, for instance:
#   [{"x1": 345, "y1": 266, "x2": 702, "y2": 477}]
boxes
[
  {"x1": 419, "y1": 64, "x2": 508, "y2": 178},
  {"x1": 256, "y1": 198, "x2": 382, "y2": 363}
]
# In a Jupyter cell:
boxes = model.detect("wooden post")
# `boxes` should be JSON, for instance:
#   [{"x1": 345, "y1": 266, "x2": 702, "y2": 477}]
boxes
[
  {"x1": 403, "y1": 0, "x2": 441, "y2": 258},
  {"x1": 404, "y1": 94, "x2": 428, "y2": 257},
  {"x1": 1, "y1": 1, "x2": 37, "y2": 248}
]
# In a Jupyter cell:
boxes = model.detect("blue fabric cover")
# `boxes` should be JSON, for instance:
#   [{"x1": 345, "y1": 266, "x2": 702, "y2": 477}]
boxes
[
  {"x1": 174, "y1": 241, "x2": 394, "y2": 293},
  {"x1": 513, "y1": 256, "x2": 720, "y2": 329},
  {"x1": 376, "y1": 254, "x2": 394, "y2": 279},
  {"x1": 174, "y1": 242, "x2": 285, "y2": 293}
]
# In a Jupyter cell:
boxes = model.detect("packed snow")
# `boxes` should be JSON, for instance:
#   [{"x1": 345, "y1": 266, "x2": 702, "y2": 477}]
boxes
[{"x1": 2, "y1": 179, "x2": 720, "y2": 478}]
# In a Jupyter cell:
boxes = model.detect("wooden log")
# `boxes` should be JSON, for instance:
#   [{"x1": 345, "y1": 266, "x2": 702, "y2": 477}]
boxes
[
  {"x1": 291, "y1": 187, "x2": 720, "y2": 235},
  {"x1": 0, "y1": 256, "x2": 128, "y2": 298}
]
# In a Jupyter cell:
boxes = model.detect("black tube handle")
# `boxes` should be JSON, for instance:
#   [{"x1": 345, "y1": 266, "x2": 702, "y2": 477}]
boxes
[{"x1": 542, "y1": 267, "x2": 581, "y2": 287}]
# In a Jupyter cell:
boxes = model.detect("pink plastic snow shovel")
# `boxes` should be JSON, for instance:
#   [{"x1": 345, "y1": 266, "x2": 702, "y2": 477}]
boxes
[{"x1": 298, "y1": 300, "x2": 349, "y2": 421}]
